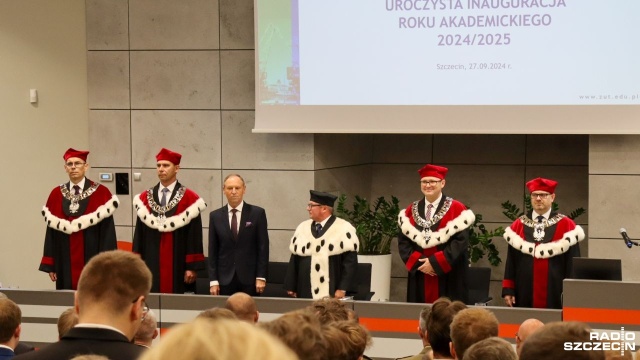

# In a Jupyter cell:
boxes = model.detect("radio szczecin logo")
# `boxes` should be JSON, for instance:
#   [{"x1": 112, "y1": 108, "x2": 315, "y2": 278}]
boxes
[{"x1": 564, "y1": 328, "x2": 636, "y2": 355}]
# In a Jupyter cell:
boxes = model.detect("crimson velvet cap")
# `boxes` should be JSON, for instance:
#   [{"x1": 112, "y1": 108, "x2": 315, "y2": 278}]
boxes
[
  {"x1": 63, "y1": 148, "x2": 89, "y2": 162},
  {"x1": 526, "y1": 177, "x2": 558, "y2": 194},
  {"x1": 156, "y1": 148, "x2": 182, "y2": 165},
  {"x1": 418, "y1": 164, "x2": 448, "y2": 180}
]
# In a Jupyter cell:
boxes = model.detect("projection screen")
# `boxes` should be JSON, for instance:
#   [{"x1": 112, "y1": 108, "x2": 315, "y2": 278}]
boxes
[{"x1": 254, "y1": 0, "x2": 640, "y2": 134}]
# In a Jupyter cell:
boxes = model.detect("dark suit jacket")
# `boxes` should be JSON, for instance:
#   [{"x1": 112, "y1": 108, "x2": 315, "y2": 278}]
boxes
[
  {"x1": 0, "y1": 347, "x2": 15, "y2": 360},
  {"x1": 208, "y1": 202, "x2": 269, "y2": 286},
  {"x1": 13, "y1": 327, "x2": 145, "y2": 360}
]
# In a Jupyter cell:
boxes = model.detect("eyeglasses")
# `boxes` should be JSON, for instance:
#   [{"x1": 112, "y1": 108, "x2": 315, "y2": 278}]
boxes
[
  {"x1": 420, "y1": 180, "x2": 442, "y2": 186},
  {"x1": 530, "y1": 193, "x2": 551, "y2": 199},
  {"x1": 65, "y1": 161, "x2": 86, "y2": 168},
  {"x1": 133, "y1": 296, "x2": 150, "y2": 321},
  {"x1": 307, "y1": 204, "x2": 322, "y2": 209}
]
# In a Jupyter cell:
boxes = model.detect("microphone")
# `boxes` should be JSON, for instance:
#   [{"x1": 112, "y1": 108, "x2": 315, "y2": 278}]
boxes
[{"x1": 620, "y1": 228, "x2": 636, "y2": 248}]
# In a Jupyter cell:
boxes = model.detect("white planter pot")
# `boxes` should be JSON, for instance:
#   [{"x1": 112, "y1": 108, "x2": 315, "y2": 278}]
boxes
[{"x1": 358, "y1": 254, "x2": 392, "y2": 302}]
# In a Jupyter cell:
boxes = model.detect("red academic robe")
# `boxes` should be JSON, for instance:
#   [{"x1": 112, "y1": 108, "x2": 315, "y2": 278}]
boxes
[
  {"x1": 39, "y1": 180, "x2": 119, "y2": 290},
  {"x1": 132, "y1": 182, "x2": 206, "y2": 294},
  {"x1": 398, "y1": 196, "x2": 475, "y2": 304},
  {"x1": 501, "y1": 213, "x2": 584, "y2": 309}
]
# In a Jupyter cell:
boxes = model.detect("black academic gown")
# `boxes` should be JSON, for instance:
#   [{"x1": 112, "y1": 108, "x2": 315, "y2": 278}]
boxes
[
  {"x1": 132, "y1": 182, "x2": 206, "y2": 294},
  {"x1": 398, "y1": 196, "x2": 473, "y2": 304},
  {"x1": 502, "y1": 213, "x2": 584, "y2": 309},
  {"x1": 284, "y1": 216, "x2": 359, "y2": 299},
  {"x1": 39, "y1": 180, "x2": 118, "y2": 290}
]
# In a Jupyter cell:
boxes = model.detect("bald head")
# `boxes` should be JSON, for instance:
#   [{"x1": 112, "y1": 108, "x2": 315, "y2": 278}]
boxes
[
  {"x1": 516, "y1": 318, "x2": 544, "y2": 356},
  {"x1": 225, "y1": 292, "x2": 258, "y2": 323}
]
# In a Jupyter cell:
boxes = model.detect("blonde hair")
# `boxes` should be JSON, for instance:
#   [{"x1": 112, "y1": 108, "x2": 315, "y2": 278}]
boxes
[
  {"x1": 139, "y1": 319, "x2": 297, "y2": 360},
  {"x1": 259, "y1": 310, "x2": 326, "y2": 360},
  {"x1": 57, "y1": 307, "x2": 78, "y2": 338},
  {"x1": 197, "y1": 307, "x2": 237, "y2": 321},
  {"x1": 322, "y1": 320, "x2": 372, "y2": 360}
]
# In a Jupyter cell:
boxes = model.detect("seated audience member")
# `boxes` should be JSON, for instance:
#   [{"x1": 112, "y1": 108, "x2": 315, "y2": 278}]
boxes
[
  {"x1": 224, "y1": 292, "x2": 259, "y2": 323},
  {"x1": 464, "y1": 337, "x2": 517, "y2": 360},
  {"x1": 423, "y1": 297, "x2": 467, "y2": 360},
  {"x1": 449, "y1": 308, "x2": 499, "y2": 360},
  {"x1": 134, "y1": 310, "x2": 158, "y2": 348},
  {"x1": 519, "y1": 321, "x2": 604, "y2": 360},
  {"x1": 0, "y1": 293, "x2": 33, "y2": 357},
  {"x1": 602, "y1": 340, "x2": 633, "y2": 360},
  {"x1": 70, "y1": 356, "x2": 109, "y2": 360},
  {"x1": 0, "y1": 298, "x2": 22, "y2": 359},
  {"x1": 196, "y1": 307, "x2": 237, "y2": 321},
  {"x1": 515, "y1": 318, "x2": 544, "y2": 357},
  {"x1": 15, "y1": 250, "x2": 152, "y2": 360},
  {"x1": 323, "y1": 320, "x2": 372, "y2": 360},
  {"x1": 259, "y1": 309, "x2": 326, "y2": 360},
  {"x1": 57, "y1": 308, "x2": 79, "y2": 339},
  {"x1": 139, "y1": 318, "x2": 296, "y2": 360},
  {"x1": 309, "y1": 297, "x2": 350, "y2": 324},
  {"x1": 397, "y1": 307, "x2": 433, "y2": 360}
]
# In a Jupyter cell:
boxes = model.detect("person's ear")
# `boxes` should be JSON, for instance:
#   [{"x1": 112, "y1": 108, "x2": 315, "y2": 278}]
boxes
[
  {"x1": 152, "y1": 328, "x2": 159, "y2": 339},
  {"x1": 254, "y1": 310, "x2": 260, "y2": 323},
  {"x1": 73, "y1": 292, "x2": 80, "y2": 316},
  {"x1": 14, "y1": 324, "x2": 22, "y2": 340},
  {"x1": 450, "y1": 342, "x2": 457, "y2": 359}
]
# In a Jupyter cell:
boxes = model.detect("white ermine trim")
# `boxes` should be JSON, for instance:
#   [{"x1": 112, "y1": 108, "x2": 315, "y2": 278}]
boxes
[
  {"x1": 504, "y1": 225, "x2": 585, "y2": 259},
  {"x1": 42, "y1": 195, "x2": 120, "y2": 235},
  {"x1": 289, "y1": 218, "x2": 359, "y2": 299},
  {"x1": 398, "y1": 209, "x2": 475, "y2": 249},
  {"x1": 134, "y1": 196, "x2": 206, "y2": 232}
]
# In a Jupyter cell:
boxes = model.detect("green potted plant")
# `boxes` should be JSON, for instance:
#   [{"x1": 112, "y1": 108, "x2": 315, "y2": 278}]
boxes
[{"x1": 336, "y1": 194, "x2": 400, "y2": 301}]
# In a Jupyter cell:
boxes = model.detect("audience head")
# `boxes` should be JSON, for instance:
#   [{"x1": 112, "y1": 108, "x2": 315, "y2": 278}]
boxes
[
  {"x1": 520, "y1": 321, "x2": 604, "y2": 360},
  {"x1": 71, "y1": 356, "x2": 110, "y2": 360},
  {"x1": 139, "y1": 318, "x2": 297, "y2": 360},
  {"x1": 516, "y1": 318, "x2": 544, "y2": 356},
  {"x1": 225, "y1": 292, "x2": 259, "y2": 323},
  {"x1": 310, "y1": 297, "x2": 350, "y2": 324},
  {"x1": 346, "y1": 308, "x2": 359, "y2": 323},
  {"x1": 426, "y1": 297, "x2": 467, "y2": 358},
  {"x1": 75, "y1": 250, "x2": 152, "y2": 340},
  {"x1": 57, "y1": 307, "x2": 79, "y2": 338},
  {"x1": 449, "y1": 307, "x2": 499, "y2": 359},
  {"x1": 0, "y1": 292, "x2": 7, "y2": 299},
  {"x1": 259, "y1": 309, "x2": 326, "y2": 360},
  {"x1": 602, "y1": 341, "x2": 633, "y2": 360},
  {"x1": 0, "y1": 298, "x2": 22, "y2": 349},
  {"x1": 418, "y1": 306, "x2": 429, "y2": 344},
  {"x1": 197, "y1": 307, "x2": 237, "y2": 321},
  {"x1": 464, "y1": 337, "x2": 517, "y2": 360},
  {"x1": 134, "y1": 309, "x2": 158, "y2": 347},
  {"x1": 322, "y1": 320, "x2": 372, "y2": 360}
]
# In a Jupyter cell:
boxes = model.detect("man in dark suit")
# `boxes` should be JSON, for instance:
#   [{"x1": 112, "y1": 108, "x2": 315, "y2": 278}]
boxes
[
  {"x1": 15, "y1": 250, "x2": 152, "y2": 360},
  {"x1": 0, "y1": 297, "x2": 21, "y2": 360},
  {"x1": 208, "y1": 174, "x2": 269, "y2": 296}
]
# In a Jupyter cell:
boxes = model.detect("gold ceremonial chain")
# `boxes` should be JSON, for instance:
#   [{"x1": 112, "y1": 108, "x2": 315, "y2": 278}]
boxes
[
  {"x1": 519, "y1": 214, "x2": 565, "y2": 242},
  {"x1": 60, "y1": 183, "x2": 99, "y2": 214},
  {"x1": 411, "y1": 197, "x2": 453, "y2": 242},
  {"x1": 146, "y1": 186, "x2": 186, "y2": 225}
]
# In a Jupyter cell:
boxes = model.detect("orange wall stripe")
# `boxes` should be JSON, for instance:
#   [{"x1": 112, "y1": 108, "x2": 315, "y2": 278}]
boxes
[
  {"x1": 360, "y1": 317, "x2": 417, "y2": 333},
  {"x1": 498, "y1": 323, "x2": 519, "y2": 339},
  {"x1": 564, "y1": 307, "x2": 640, "y2": 325},
  {"x1": 360, "y1": 317, "x2": 519, "y2": 339}
]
